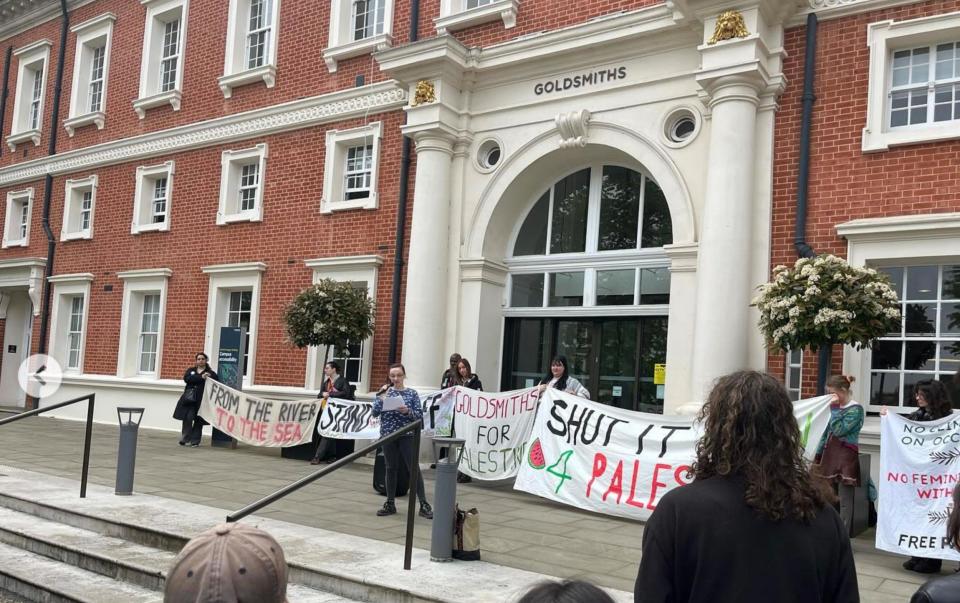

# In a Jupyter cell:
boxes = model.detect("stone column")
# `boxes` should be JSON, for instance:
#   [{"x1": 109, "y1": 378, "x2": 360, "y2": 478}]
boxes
[
  {"x1": 401, "y1": 132, "x2": 456, "y2": 390},
  {"x1": 688, "y1": 73, "x2": 765, "y2": 404}
]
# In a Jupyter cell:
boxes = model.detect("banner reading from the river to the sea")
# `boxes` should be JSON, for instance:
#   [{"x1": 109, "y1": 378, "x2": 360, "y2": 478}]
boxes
[
  {"x1": 877, "y1": 412, "x2": 960, "y2": 561},
  {"x1": 454, "y1": 386, "x2": 541, "y2": 480},
  {"x1": 513, "y1": 389, "x2": 832, "y2": 520},
  {"x1": 199, "y1": 380, "x2": 321, "y2": 447}
]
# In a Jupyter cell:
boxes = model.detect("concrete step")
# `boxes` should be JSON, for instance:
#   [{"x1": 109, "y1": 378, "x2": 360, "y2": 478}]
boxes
[{"x1": 0, "y1": 541, "x2": 161, "y2": 603}]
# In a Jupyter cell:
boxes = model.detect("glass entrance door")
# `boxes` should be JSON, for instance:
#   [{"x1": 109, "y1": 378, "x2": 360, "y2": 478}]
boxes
[{"x1": 502, "y1": 316, "x2": 667, "y2": 412}]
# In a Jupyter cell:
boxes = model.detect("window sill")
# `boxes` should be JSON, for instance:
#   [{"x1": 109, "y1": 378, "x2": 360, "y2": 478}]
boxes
[
  {"x1": 5, "y1": 129, "x2": 41, "y2": 152},
  {"x1": 320, "y1": 194, "x2": 377, "y2": 214},
  {"x1": 862, "y1": 121, "x2": 960, "y2": 153},
  {"x1": 216, "y1": 211, "x2": 262, "y2": 226},
  {"x1": 63, "y1": 111, "x2": 105, "y2": 137},
  {"x1": 60, "y1": 230, "x2": 93, "y2": 242},
  {"x1": 1, "y1": 239, "x2": 28, "y2": 249},
  {"x1": 435, "y1": 0, "x2": 518, "y2": 34},
  {"x1": 323, "y1": 34, "x2": 392, "y2": 73},
  {"x1": 218, "y1": 65, "x2": 277, "y2": 99},
  {"x1": 133, "y1": 90, "x2": 182, "y2": 119},
  {"x1": 131, "y1": 221, "x2": 170, "y2": 235}
]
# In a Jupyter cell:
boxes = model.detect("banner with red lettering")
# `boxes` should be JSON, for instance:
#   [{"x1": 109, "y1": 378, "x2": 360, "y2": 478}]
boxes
[
  {"x1": 877, "y1": 412, "x2": 960, "y2": 561},
  {"x1": 454, "y1": 386, "x2": 541, "y2": 480},
  {"x1": 514, "y1": 389, "x2": 832, "y2": 520},
  {"x1": 200, "y1": 380, "x2": 321, "y2": 447}
]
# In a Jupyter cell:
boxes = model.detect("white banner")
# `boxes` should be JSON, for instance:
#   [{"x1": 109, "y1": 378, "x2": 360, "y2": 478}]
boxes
[
  {"x1": 513, "y1": 390, "x2": 832, "y2": 520},
  {"x1": 454, "y1": 386, "x2": 541, "y2": 480},
  {"x1": 877, "y1": 412, "x2": 960, "y2": 561},
  {"x1": 317, "y1": 398, "x2": 379, "y2": 440},
  {"x1": 199, "y1": 380, "x2": 321, "y2": 447},
  {"x1": 421, "y1": 389, "x2": 455, "y2": 437}
]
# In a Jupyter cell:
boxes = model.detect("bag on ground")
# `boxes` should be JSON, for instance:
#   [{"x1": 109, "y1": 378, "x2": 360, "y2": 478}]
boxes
[{"x1": 452, "y1": 505, "x2": 480, "y2": 561}]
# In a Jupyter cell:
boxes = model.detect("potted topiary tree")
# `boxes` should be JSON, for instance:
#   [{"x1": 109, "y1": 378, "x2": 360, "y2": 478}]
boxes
[
  {"x1": 753, "y1": 254, "x2": 901, "y2": 394},
  {"x1": 280, "y1": 278, "x2": 375, "y2": 459}
]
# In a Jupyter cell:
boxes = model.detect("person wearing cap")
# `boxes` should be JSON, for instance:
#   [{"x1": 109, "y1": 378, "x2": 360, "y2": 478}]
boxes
[{"x1": 164, "y1": 522, "x2": 288, "y2": 603}]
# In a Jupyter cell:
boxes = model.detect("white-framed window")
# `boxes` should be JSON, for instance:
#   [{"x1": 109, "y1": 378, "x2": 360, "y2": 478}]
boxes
[
  {"x1": 132, "y1": 161, "x2": 175, "y2": 233},
  {"x1": 3, "y1": 188, "x2": 34, "y2": 249},
  {"x1": 785, "y1": 348, "x2": 802, "y2": 401},
  {"x1": 48, "y1": 273, "x2": 94, "y2": 374},
  {"x1": 837, "y1": 213, "x2": 960, "y2": 412},
  {"x1": 61, "y1": 175, "x2": 98, "y2": 241},
  {"x1": 219, "y1": 0, "x2": 279, "y2": 97},
  {"x1": 6, "y1": 40, "x2": 51, "y2": 151},
  {"x1": 321, "y1": 122, "x2": 381, "y2": 213},
  {"x1": 134, "y1": 0, "x2": 189, "y2": 119},
  {"x1": 435, "y1": 0, "x2": 517, "y2": 34},
  {"x1": 65, "y1": 13, "x2": 115, "y2": 136},
  {"x1": 505, "y1": 164, "x2": 673, "y2": 312},
  {"x1": 218, "y1": 144, "x2": 267, "y2": 224},
  {"x1": 117, "y1": 269, "x2": 170, "y2": 378},
  {"x1": 864, "y1": 12, "x2": 960, "y2": 151},
  {"x1": 322, "y1": 0, "x2": 394, "y2": 72},
  {"x1": 202, "y1": 262, "x2": 265, "y2": 386},
  {"x1": 304, "y1": 255, "x2": 381, "y2": 393}
]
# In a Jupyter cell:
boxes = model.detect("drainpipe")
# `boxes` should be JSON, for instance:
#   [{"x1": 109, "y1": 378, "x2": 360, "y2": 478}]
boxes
[
  {"x1": 793, "y1": 13, "x2": 830, "y2": 394},
  {"x1": 36, "y1": 0, "x2": 69, "y2": 378},
  {"x1": 0, "y1": 46, "x2": 13, "y2": 158},
  {"x1": 387, "y1": 0, "x2": 421, "y2": 364}
]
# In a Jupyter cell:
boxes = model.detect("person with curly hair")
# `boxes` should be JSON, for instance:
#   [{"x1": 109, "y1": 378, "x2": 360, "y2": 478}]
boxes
[
  {"x1": 634, "y1": 371, "x2": 858, "y2": 603},
  {"x1": 883, "y1": 379, "x2": 955, "y2": 575}
]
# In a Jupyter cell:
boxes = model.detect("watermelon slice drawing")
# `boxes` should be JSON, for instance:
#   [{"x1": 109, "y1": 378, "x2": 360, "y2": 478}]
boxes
[{"x1": 528, "y1": 438, "x2": 546, "y2": 470}]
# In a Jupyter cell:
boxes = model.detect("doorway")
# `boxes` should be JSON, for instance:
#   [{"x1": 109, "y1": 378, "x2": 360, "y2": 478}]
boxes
[
  {"x1": 501, "y1": 316, "x2": 667, "y2": 412},
  {"x1": 0, "y1": 290, "x2": 32, "y2": 408}
]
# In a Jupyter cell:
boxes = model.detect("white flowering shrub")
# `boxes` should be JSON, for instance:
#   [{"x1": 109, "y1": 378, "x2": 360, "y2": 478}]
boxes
[
  {"x1": 752, "y1": 255, "x2": 901, "y2": 354},
  {"x1": 283, "y1": 279, "x2": 375, "y2": 351}
]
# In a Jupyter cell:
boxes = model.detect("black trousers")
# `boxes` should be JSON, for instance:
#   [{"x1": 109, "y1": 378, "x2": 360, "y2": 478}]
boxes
[
  {"x1": 382, "y1": 434, "x2": 427, "y2": 504},
  {"x1": 180, "y1": 405, "x2": 203, "y2": 445}
]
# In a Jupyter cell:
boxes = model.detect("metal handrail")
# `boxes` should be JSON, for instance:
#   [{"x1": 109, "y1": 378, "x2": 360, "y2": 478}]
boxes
[
  {"x1": 227, "y1": 419, "x2": 423, "y2": 570},
  {"x1": 0, "y1": 393, "x2": 95, "y2": 498}
]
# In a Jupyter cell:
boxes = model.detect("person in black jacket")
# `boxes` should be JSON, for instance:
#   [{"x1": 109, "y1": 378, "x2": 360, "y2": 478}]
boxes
[
  {"x1": 635, "y1": 371, "x2": 858, "y2": 603},
  {"x1": 310, "y1": 361, "x2": 355, "y2": 465},
  {"x1": 454, "y1": 357, "x2": 482, "y2": 484},
  {"x1": 173, "y1": 353, "x2": 218, "y2": 447}
]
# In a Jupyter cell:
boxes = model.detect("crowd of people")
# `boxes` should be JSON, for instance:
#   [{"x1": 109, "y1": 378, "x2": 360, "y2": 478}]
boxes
[{"x1": 169, "y1": 351, "x2": 960, "y2": 602}]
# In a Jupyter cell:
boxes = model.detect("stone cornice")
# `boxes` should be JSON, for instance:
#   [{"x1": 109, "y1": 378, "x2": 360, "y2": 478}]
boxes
[
  {"x1": 789, "y1": 0, "x2": 925, "y2": 26},
  {"x1": 0, "y1": 81, "x2": 407, "y2": 187}
]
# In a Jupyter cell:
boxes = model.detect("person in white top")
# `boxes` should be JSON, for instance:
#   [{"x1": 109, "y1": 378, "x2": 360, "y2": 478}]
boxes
[{"x1": 537, "y1": 355, "x2": 590, "y2": 399}]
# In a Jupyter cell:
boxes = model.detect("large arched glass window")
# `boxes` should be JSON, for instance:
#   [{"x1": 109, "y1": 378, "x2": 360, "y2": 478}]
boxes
[{"x1": 507, "y1": 164, "x2": 673, "y2": 309}]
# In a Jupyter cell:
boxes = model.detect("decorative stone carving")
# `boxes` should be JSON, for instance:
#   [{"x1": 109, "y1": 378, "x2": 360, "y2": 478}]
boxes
[
  {"x1": 708, "y1": 10, "x2": 749, "y2": 44},
  {"x1": 555, "y1": 109, "x2": 591, "y2": 149},
  {"x1": 808, "y1": 0, "x2": 859, "y2": 7},
  {"x1": 27, "y1": 266, "x2": 43, "y2": 316},
  {"x1": 0, "y1": 84, "x2": 407, "y2": 187},
  {"x1": 412, "y1": 80, "x2": 436, "y2": 106}
]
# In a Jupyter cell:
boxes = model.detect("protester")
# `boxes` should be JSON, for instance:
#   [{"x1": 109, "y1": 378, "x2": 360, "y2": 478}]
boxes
[
  {"x1": 310, "y1": 361, "x2": 355, "y2": 465},
  {"x1": 883, "y1": 379, "x2": 954, "y2": 574},
  {"x1": 518, "y1": 580, "x2": 615, "y2": 603},
  {"x1": 537, "y1": 355, "x2": 590, "y2": 399},
  {"x1": 164, "y1": 522, "x2": 288, "y2": 603},
  {"x1": 173, "y1": 353, "x2": 218, "y2": 447},
  {"x1": 455, "y1": 357, "x2": 482, "y2": 483},
  {"x1": 372, "y1": 363, "x2": 433, "y2": 519},
  {"x1": 910, "y1": 483, "x2": 960, "y2": 602},
  {"x1": 634, "y1": 370, "x2": 858, "y2": 603},
  {"x1": 815, "y1": 375, "x2": 864, "y2": 531},
  {"x1": 441, "y1": 353, "x2": 462, "y2": 389}
]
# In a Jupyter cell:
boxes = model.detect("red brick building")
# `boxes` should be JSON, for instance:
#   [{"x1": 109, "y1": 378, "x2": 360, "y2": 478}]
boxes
[{"x1": 0, "y1": 0, "x2": 953, "y2": 437}]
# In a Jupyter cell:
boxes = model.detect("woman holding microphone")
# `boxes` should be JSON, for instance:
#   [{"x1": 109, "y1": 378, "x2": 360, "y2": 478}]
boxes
[{"x1": 372, "y1": 364, "x2": 433, "y2": 519}]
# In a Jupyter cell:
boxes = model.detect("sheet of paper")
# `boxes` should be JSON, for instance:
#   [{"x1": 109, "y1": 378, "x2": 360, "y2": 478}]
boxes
[{"x1": 381, "y1": 395, "x2": 406, "y2": 411}]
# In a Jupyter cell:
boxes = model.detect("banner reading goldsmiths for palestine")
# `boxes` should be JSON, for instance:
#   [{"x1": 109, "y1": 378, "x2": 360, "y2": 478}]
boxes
[
  {"x1": 513, "y1": 390, "x2": 832, "y2": 520},
  {"x1": 455, "y1": 386, "x2": 541, "y2": 480},
  {"x1": 877, "y1": 412, "x2": 960, "y2": 561},
  {"x1": 200, "y1": 380, "x2": 321, "y2": 447}
]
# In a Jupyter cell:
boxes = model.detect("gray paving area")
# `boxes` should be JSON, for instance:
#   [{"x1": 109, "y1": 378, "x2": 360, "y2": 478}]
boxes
[{"x1": 0, "y1": 414, "x2": 937, "y2": 600}]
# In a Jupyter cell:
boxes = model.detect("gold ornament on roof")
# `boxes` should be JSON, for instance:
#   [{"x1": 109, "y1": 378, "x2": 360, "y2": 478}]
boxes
[
  {"x1": 412, "y1": 80, "x2": 436, "y2": 106},
  {"x1": 708, "y1": 10, "x2": 749, "y2": 45}
]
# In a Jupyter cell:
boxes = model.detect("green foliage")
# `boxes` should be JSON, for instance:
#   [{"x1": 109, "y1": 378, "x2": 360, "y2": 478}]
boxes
[
  {"x1": 283, "y1": 279, "x2": 375, "y2": 352},
  {"x1": 752, "y1": 255, "x2": 901, "y2": 354}
]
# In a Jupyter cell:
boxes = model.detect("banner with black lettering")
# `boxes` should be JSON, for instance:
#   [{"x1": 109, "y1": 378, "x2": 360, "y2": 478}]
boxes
[
  {"x1": 513, "y1": 389, "x2": 832, "y2": 520},
  {"x1": 877, "y1": 412, "x2": 960, "y2": 561},
  {"x1": 454, "y1": 386, "x2": 541, "y2": 480},
  {"x1": 317, "y1": 399, "x2": 380, "y2": 440},
  {"x1": 200, "y1": 381, "x2": 321, "y2": 447}
]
